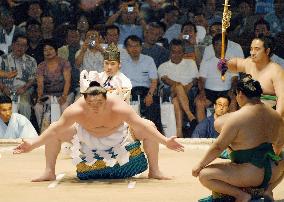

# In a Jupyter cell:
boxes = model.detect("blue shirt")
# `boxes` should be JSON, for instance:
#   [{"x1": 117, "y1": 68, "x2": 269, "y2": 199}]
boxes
[
  {"x1": 192, "y1": 115, "x2": 218, "y2": 138},
  {"x1": 121, "y1": 53, "x2": 157, "y2": 88}
]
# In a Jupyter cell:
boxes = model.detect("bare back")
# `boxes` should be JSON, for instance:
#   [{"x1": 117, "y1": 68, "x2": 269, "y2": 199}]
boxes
[
  {"x1": 63, "y1": 96, "x2": 136, "y2": 138},
  {"x1": 215, "y1": 103, "x2": 284, "y2": 151}
]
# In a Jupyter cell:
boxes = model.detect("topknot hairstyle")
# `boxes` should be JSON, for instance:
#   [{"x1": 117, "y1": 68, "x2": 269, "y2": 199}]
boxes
[{"x1": 236, "y1": 74, "x2": 263, "y2": 98}]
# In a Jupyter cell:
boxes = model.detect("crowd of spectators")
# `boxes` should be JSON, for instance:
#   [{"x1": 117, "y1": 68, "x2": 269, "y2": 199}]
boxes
[{"x1": 0, "y1": 0, "x2": 284, "y2": 138}]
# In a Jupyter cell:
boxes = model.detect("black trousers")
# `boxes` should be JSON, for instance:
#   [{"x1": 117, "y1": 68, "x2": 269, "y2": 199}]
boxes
[{"x1": 131, "y1": 86, "x2": 163, "y2": 134}]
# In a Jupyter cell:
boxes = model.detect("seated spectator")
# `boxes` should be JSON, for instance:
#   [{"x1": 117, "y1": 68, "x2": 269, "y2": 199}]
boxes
[
  {"x1": 161, "y1": 5, "x2": 181, "y2": 43},
  {"x1": 40, "y1": 14, "x2": 55, "y2": 41},
  {"x1": 0, "y1": 10, "x2": 24, "y2": 54},
  {"x1": 25, "y1": 19, "x2": 44, "y2": 64},
  {"x1": 203, "y1": 0, "x2": 222, "y2": 27},
  {"x1": 156, "y1": 21, "x2": 169, "y2": 49},
  {"x1": 202, "y1": 22, "x2": 244, "y2": 61},
  {"x1": 264, "y1": 0, "x2": 284, "y2": 36},
  {"x1": 0, "y1": 95, "x2": 37, "y2": 139},
  {"x1": 142, "y1": 22, "x2": 170, "y2": 68},
  {"x1": 0, "y1": 34, "x2": 37, "y2": 120},
  {"x1": 58, "y1": 25, "x2": 81, "y2": 100},
  {"x1": 255, "y1": 0, "x2": 275, "y2": 15},
  {"x1": 106, "y1": 1, "x2": 145, "y2": 44},
  {"x1": 121, "y1": 35, "x2": 162, "y2": 132},
  {"x1": 76, "y1": 14, "x2": 91, "y2": 45},
  {"x1": 34, "y1": 39, "x2": 72, "y2": 131},
  {"x1": 103, "y1": 24, "x2": 128, "y2": 59},
  {"x1": 192, "y1": 95, "x2": 230, "y2": 138},
  {"x1": 230, "y1": 0, "x2": 260, "y2": 37},
  {"x1": 75, "y1": 29, "x2": 104, "y2": 72},
  {"x1": 195, "y1": 34, "x2": 238, "y2": 122},
  {"x1": 179, "y1": 21, "x2": 203, "y2": 66},
  {"x1": 140, "y1": 0, "x2": 165, "y2": 23},
  {"x1": 158, "y1": 39, "x2": 199, "y2": 137},
  {"x1": 18, "y1": 1, "x2": 43, "y2": 31}
]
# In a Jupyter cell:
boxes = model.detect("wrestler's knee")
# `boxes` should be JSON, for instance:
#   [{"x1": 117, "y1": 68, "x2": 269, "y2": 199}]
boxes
[{"x1": 198, "y1": 168, "x2": 212, "y2": 186}]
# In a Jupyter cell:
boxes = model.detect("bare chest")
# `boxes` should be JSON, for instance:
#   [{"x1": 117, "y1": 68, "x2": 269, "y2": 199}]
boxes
[{"x1": 246, "y1": 67, "x2": 275, "y2": 95}]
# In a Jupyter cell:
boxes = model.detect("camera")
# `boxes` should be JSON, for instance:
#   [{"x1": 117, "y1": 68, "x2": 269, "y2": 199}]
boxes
[
  {"x1": 88, "y1": 40, "x2": 96, "y2": 48},
  {"x1": 182, "y1": 35, "x2": 190, "y2": 40},
  {"x1": 127, "y1": 5, "x2": 134, "y2": 12}
]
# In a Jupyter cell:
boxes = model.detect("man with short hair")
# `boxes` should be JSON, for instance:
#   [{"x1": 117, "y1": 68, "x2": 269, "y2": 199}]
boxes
[
  {"x1": 121, "y1": 35, "x2": 162, "y2": 132},
  {"x1": 192, "y1": 75, "x2": 284, "y2": 201},
  {"x1": 195, "y1": 34, "x2": 238, "y2": 122},
  {"x1": 0, "y1": 34, "x2": 37, "y2": 119},
  {"x1": 0, "y1": 94, "x2": 37, "y2": 139},
  {"x1": 13, "y1": 43, "x2": 184, "y2": 182},
  {"x1": 222, "y1": 36, "x2": 284, "y2": 118},
  {"x1": 158, "y1": 39, "x2": 198, "y2": 137},
  {"x1": 192, "y1": 96, "x2": 230, "y2": 138},
  {"x1": 142, "y1": 22, "x2": 169, "y2": 68}
]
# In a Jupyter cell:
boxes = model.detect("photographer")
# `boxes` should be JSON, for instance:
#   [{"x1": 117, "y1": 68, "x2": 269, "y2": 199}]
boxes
[
  {"x1": 106, "y1": 0, "x2": 146, "y2": 44},
  {"x1": 75, "y1": 29, "x2": 104, "y2": 72},
  {"x1": 178, "y1": 21, "x2": 203, "y2": 66}
]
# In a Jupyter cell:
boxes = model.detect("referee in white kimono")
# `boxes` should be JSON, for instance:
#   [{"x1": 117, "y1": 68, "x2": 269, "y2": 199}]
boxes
[{"x1": 0, "y1": 95, "x2": 38, "y2": 139}]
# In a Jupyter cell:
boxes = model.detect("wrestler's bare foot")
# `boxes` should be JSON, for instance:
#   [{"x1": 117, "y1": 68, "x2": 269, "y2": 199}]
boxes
[
  {"x1": 148, "y1": 170, "x2": 172, "y2": 180},
  {"x1": 31, "y1": 170, "x2": 56, "y2": 182},
  {"x1": 235, "y1": 192, "x2": 251, "y2": 202}
]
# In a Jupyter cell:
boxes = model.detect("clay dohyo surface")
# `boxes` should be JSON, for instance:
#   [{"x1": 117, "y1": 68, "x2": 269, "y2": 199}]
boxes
[{"x1": 0, "y1": 144, "x2": 283, "y2": 202}]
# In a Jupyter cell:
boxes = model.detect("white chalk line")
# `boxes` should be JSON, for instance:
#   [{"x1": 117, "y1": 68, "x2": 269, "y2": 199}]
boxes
[
  {"x1": 127, "y1": 173, "x2": 142, "y2": 189},
  {"x1": 48, "y1": 173, "x2": 65, "y2": 188}
]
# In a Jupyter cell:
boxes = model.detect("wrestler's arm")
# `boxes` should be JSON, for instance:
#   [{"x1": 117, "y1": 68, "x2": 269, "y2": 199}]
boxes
[
  {"x1": 227, "y1": 57, "x2": 247, "y2": 73},
  {"x1": 118, "y1": 101, "x2": 183, "y2": 151},
  {"x1": 23, "y1": 107, "x2": 77, "y2": 151},
  {"x1": 273, "y1": 66, "x2": 284, "y2": 118},
  {"x1": 197, "y1": 117, "x2": 239, "y2": 168}
]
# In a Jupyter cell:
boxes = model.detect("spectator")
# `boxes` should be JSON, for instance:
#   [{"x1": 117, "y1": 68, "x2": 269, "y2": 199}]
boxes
[
  {"x1": 103, "y1": 24, "x2": 128, "y2": 60},
  {"x1": 230, "y1": 0, "x2": 260, "y2": 37},
  {"x1": 195, "y1": 34, "x2": 238, "y2": 122},
  {"x1": 0, "y1": 94, "x2": 37, "y2": 139},
  {"x1": 203, "y1": 0, "x2": 222, "y2": 26},
  {"x1": 25, "y1": 19, "x2": 44, "y2": 64},
  {"x1": 255, "y1": 0, "x2": 275, "y2": 15},
  {"x1": 0, "y1": 34, "x2": 37, "y2": 120},
  {"x1": 18, "y1": 1, "x2": 43, "y2": 31},
  {"x1": 0, "y1": 11, "x2": 24, "y2": 54},
  {"x1": 202, "y1": 22, "x2": 244, "y2": 62},
  {"x1": 76, "y1": 14, "x2": 91, "y2": 45},
  {"x1": 34, "y1": 39, "x2": 72, "y2": 131},
  {"x1": 158, "y1": 39, "x2": 198, "y2": 137},
  {"x1": 179, "y1": 21, "x2": 203, "y2": 66},
  {"x1": 192, "y1": 95, "x2": 230, "y2": 138},
  {"x1": 142, "y1": 22, "x2": 170, "y2": 68},
  {"x1": 40, "y1": 14, "x2": 55, "y2": 41},
  {"x1": 106, "y1": 1, "x2": 145, "y2": 44},
  {"x1": 58, "y1": 25, "x2": 81, "y2": 100},
  {"x1": 75, "y1": 29, "x2": 104, "y2": 73},
  {"x1": 140, "y1": 0, "x2": 166, "y2": 23},
  {"x1": 121, "y1": 35, "x2": 162, "y2": 132},
  {"x1": 264, "y1": 0, "x2": 284, "y2": 36},
  {"x1": 161, "y1": 5, "x2": 181, "y2": 43}
]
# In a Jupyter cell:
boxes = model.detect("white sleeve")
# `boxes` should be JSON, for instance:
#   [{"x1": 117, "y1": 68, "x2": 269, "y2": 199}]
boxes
[{"x1": 199, "y1": 60, "x2": 208, "y2": 78}]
